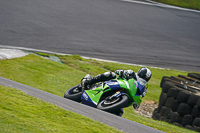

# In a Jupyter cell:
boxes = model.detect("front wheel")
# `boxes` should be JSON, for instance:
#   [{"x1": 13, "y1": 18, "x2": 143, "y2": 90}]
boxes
[
  {"x1": 64, "y1": 84, "x2": 82, "y2": 102},
  {"x1": 97, "y1": 95, "x2": 129, "y2": 112}
]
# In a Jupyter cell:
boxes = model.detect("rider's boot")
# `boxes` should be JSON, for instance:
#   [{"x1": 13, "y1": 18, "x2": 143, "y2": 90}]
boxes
[{"x1": 81, "y1": 74, "x2": 91, "y2": 90}]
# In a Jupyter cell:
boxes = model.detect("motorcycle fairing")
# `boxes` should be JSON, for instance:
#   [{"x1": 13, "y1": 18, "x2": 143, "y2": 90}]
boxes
[
  {"x1": 81, "y1": 78, "x2": 142, "y2": 108},
  {"x1": 106, "y1": 78, "x2": 142, "y2": 106},
  {"x1": 105, "y1": 80, "x2": 120, "y2": 90},
  {"x1": 81, "y1": 91, "x2": 98, "y2": 108},
  {"x1": 120, "y1": 78, "x2": 142, "y2": 106},
  {"x1": 81, "y1": 80, "x2": 121, "y2": 107}
]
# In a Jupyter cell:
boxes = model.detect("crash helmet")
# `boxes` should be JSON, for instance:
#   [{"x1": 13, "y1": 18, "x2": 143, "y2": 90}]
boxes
[{"x1": 137, "y1": 67, "x2": 152, "y2": 82}]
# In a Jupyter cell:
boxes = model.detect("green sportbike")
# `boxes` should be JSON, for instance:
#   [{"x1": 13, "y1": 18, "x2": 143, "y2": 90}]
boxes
[{"x1": 64, "y1": 76, "x2": 144, "y2": 116}]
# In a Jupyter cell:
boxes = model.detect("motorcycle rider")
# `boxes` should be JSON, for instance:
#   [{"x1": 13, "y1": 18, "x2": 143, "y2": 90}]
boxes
[{"x1": 81, "y1": 67, "x2": 152, "y2": 109}]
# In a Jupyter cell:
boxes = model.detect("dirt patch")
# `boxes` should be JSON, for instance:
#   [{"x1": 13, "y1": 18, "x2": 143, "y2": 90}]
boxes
[
  {"x1": 0, "y1": 49, "x2": 28, "y2": 59},
  {"x1": 135, "y1": 100, "x2": 158, "y2": 118}
]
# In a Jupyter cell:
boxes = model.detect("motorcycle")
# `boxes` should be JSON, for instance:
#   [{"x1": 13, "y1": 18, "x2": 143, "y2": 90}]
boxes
[{"x1": 64, "y1": 76, "x2": 143, "y2": 116}]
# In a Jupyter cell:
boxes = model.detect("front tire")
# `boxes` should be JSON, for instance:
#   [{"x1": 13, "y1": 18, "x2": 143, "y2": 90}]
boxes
[
  {"x1": 64, "y1": 84, "x2": 82, "y2": 102},
  {"x1": 97, "y1": 95, "x2": 129, "y2": 112},
  {"x1": 113, "y1": 108, "x2": 124, "y2": 117}
]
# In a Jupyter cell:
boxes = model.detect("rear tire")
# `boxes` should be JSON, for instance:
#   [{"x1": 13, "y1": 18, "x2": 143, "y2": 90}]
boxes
[
  {"x1": 97, "y1": 95, "x2": 129, "y2": 112},
  {"x1": 64, "y1": 84, "x2": 82, "y2": 102}
]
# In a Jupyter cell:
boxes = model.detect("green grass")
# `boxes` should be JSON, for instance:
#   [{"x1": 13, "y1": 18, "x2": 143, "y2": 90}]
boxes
[
  {"x1": 152, "y1": 0, "x2": 200, "y2": 10},
  {"x1": 0, "y1": 85, "x2": 123, "y2": 133},
  {"x1": 0, "y1": 54, "x2": 86, "y2": 97},
  {"x1": 0, "y1": 53, "x2": 198, "y2": 133}
]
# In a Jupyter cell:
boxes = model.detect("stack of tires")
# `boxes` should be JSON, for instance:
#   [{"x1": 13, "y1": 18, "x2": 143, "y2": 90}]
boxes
[{"x1": 152, "y1": 73, "x2": 200, "y2": 132}]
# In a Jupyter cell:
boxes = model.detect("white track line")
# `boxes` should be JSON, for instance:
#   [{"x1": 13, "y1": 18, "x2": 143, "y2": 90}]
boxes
[
  {"x1": 0, "y1": 45, "x2": 167, "y2": 69},
  {"x1": 121, "y1": 0, "x2": 200, "y2": 13}
]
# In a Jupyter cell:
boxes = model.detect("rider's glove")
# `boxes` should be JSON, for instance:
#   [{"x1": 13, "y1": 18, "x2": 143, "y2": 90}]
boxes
[
  {"x1": 115, "y1": 69, "x2": 124, "y2": 77},
  {"x1": 123, "y1": 70, "x2": 135, "y2": 80}
]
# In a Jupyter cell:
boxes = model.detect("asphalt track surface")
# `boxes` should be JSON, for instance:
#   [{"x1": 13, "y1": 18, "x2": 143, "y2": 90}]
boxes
[
  {"x1": 0, "y1": 0, "x2": 200, "y2": 72},
  {"x1": 0, "y1": 77, "x2": 164, "y2": 133}
]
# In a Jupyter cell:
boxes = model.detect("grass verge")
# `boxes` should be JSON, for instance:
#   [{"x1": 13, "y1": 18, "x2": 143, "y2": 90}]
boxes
[
  {"x1": 0, "y1": 85, "x2": 123, "y2": 133},
  {"x1": 152, "y1": 0, "x2": 200, "y2": 10},
  {"x1": 0, "y1": 53, "x2": 198, "y2": 133}
]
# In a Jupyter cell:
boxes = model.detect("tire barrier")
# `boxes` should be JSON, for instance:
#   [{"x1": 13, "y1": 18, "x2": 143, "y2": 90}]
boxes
[{"x1": 152, "y1": 73, "x2": 200, "y2": 132}]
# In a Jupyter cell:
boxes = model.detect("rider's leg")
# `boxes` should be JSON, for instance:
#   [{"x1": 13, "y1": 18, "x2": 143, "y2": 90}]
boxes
[
  {"x1": 81, "y1": 72, "x2": 116, "y2": 90},
  {"x1": 88, "y1": 72, "x2": 116, "y2": 85}
]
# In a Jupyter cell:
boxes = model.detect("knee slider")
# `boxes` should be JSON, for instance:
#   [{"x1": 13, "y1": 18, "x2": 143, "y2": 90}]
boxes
[
  {"x1": 103, "y1": 72, "x2": 116, "y2": 78},
  {"x1": 102, "y1": 72, "x2": 116, "y2": 79},
  {"x1": 103, "y1": 72, "x2": 111, "y2": 77}
]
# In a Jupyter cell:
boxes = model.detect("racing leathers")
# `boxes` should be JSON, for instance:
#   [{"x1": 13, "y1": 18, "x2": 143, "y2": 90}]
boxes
[{"x1": 81, "y1": 69, "x2": 148, "y2": 98}]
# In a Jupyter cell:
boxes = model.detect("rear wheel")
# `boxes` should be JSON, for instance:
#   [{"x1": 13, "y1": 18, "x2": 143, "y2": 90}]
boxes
[
  {"x1": 97, "y1": 95, "x2": 129, "y2": 112},
  {"x1": 64, "y1": 84, "x2": 82, "y2": 102}
]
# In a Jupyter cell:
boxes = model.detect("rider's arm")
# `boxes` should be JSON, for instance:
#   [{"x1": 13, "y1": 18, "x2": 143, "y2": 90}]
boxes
[
  {"x1": 123, "y1": 70, "x2": 136, "y2": 80},
  {"x1": 137, "y1": 82, "x2": 148, "y2": 97},
  {"x1": 116, "y1": 69, "x2": 136, "y2": 80}
]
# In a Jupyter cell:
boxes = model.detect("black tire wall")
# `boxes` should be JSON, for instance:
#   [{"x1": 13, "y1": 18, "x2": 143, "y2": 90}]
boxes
[{"x1": 152, "y1": 73, "x2": 200, "y2": 132}]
